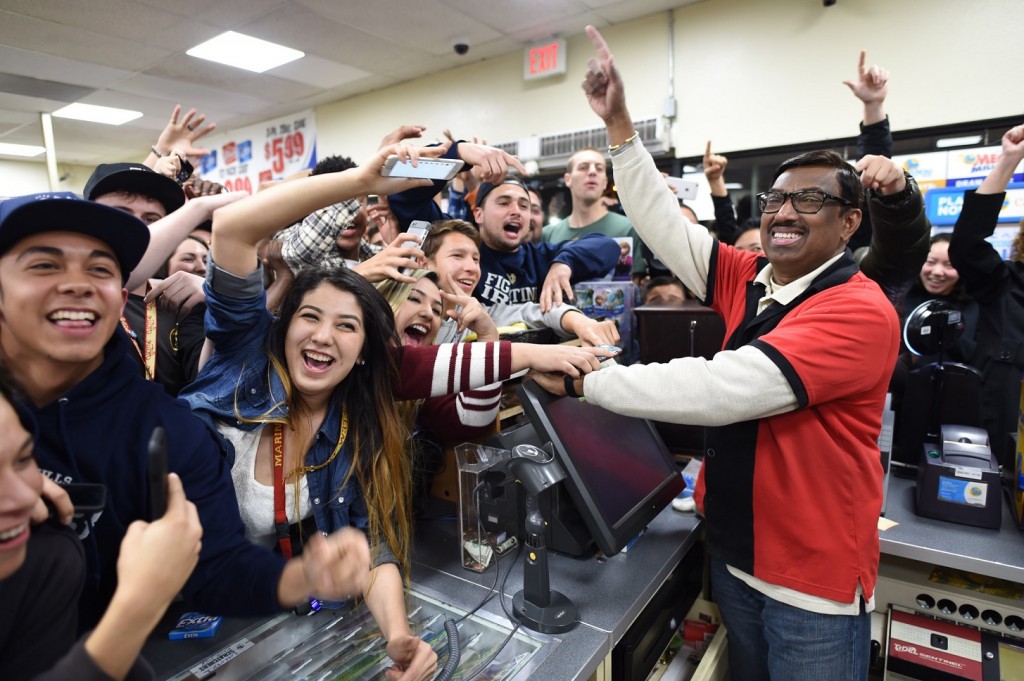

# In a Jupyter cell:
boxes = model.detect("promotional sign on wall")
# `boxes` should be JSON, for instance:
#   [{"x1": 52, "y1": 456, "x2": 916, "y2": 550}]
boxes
[
  {"x1": 924, "y1": 184, "x2": 1024, "y2": 227},
  {"x1": 894, "y1": 151, "x2": 948, "y2": 192},
  {"x1": 198, "y1": 109, "x2": 317, "y2": 194}
]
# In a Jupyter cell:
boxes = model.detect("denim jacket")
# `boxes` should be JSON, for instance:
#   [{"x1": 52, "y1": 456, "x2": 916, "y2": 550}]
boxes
[{"x1": 180, "y1": 262, "x2": 386, "y2": 563}]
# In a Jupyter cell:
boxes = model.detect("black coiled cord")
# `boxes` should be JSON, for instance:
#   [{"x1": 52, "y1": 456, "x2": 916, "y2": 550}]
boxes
[{"x1": 432, "y1": 617, "x2": 461, "y2": 681}]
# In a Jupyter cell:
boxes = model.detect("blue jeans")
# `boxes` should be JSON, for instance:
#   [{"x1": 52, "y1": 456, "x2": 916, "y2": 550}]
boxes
[{"x1": 709, "y1": 556, "x2": 870, "y2": 681}]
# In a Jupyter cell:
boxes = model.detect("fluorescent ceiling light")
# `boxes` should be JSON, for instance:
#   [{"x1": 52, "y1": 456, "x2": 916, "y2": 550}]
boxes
[
  {"x1": 724, "y1": 183, "x2": 744, "y2": 190},
  {"x1": 936, "y1": 135, "x2": 982, "y2": 149},
  {"x1": 0, "y1": 143, "x2": 46, "y2": 157},
  {"x1": 682, "y1": 165, "x2": 698, "y2": 173},
  {"x1": 53, "y1": 103, "x2": 142, "y2": 125},
  {"x1": 187, "y1": 31, "x2": 304, "y2": 73}
]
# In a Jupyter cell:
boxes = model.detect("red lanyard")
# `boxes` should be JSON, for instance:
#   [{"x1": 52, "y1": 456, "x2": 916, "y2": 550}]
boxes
[{"x1": 272, "y1": 422, "x2": 293, "y2": 559}]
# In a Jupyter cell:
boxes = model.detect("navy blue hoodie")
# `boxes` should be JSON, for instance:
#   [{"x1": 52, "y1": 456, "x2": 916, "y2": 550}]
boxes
[{"x1": 29, "y1": 328, "x2": 286, "y2": 632}]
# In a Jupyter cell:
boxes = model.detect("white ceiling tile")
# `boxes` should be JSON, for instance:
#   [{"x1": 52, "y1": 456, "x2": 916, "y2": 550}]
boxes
[
  {"x1": 0, "y1": 45, "x2": 133, "y2": 89},
  {"x1": 131, "y1": 0, "x2": 290, "y2": 29},
  {"x1": 0, "y1": 8, "x2": 171, "y2": 69},
  {"x1": 143, "y1": 58, "x2": 322, "y2": 103},
  {"x1": 0, "y1": 0, "x2": 186, "y2": 43},
  {"x1": 270, "y1": 55, "x2": 370, "y2": 89},
  {"x1": 111, "y1": 73, "x2": 277, "y2": 116}
]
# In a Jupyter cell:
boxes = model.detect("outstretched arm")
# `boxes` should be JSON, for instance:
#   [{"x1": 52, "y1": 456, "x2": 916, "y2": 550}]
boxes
[
  {"x1": 210, "y1": 144, "x2": 437, "y2": 277},
  {"x1": 126, "y1": 192, "x2": 244, "y2": 290},
  {"x1": 704, "y1": 140, "x2": 739, "y2": 244},
  {"x1": 949, "y1": 124, "x2": 1024, "y2": 297}
]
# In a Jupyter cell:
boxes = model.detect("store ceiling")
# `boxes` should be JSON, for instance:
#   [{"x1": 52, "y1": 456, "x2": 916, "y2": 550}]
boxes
[{"x1": 0, "y1": 0, "x2": 699, "y2": 168}]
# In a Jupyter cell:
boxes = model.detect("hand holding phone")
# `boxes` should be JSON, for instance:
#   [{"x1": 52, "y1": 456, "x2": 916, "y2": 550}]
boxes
[
  {"x1": 148, "y1": 426, "x2": 169, "y2": 520},
  {"x1": 382, "y1": 155, "x2": 463, "y2": 181},
  {"x1": 401, "y1": 221, "x2": 432, "y2": 274}
]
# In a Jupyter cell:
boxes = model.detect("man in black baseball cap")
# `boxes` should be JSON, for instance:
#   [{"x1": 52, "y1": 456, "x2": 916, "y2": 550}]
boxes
[{"x1": 84, "y1": 162, "x2": 185, "y2": 219}]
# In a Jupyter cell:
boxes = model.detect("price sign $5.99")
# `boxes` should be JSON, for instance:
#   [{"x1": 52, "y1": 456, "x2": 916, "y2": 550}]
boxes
[{"x1": 264, "y1": 132, "x2": 305, "y2": 174}]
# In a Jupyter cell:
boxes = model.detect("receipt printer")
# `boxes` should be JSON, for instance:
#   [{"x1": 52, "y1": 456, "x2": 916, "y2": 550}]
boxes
[{"x1": 916, "y1": 425, "x2": 1001, "y2": 529}]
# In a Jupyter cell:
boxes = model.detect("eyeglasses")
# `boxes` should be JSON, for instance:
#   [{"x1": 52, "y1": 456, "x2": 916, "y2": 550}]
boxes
[{"x1": 756, "y1": 189, "x2": 853, "y2": 214}]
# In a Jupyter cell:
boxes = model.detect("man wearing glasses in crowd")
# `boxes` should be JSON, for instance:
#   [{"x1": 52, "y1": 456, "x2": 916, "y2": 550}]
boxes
[{"x1": 535, "y1": 26, "x2": 926, "y2": 680}]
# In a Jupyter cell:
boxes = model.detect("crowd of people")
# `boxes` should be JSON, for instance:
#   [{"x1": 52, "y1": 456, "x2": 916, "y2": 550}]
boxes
[{"x1": 0, "y1": 22, "x2": 1021, "y2": 681}]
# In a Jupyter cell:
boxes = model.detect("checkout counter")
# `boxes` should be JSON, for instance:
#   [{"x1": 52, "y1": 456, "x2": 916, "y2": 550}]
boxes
[
  {"x1": 875, "y1": 475, "x2": 1024, "y2": 678},
  {"x1": 144, "y1": 502, "x2": 704, "y2": 680}
]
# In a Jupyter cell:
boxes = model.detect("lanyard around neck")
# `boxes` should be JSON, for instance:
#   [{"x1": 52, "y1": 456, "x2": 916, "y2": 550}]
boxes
[
  {"x1": 120, "y1": 296, "x2": 158, "y2": 381},
  {"x1": 272, "y1": 422, "x2": 293, "y2": 559},
  {"x1": 271, "y1": 408, "x2": 349, "y2": 559}
]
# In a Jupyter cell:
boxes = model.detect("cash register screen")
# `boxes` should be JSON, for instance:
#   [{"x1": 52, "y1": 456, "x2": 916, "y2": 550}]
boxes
[{"x1": 516, "y1": 381, "x2": 684, "y2": 556}]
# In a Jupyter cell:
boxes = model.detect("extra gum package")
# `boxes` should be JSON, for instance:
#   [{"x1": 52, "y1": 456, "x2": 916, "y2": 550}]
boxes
[{"x1": 168, "y1": 612, "x2": 223, "y2": 640}]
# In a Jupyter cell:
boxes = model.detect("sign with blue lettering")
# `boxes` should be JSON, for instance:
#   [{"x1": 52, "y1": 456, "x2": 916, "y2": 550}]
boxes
[{"x1": 925, "y1": 183, "x2": 1024, "y2": 226}]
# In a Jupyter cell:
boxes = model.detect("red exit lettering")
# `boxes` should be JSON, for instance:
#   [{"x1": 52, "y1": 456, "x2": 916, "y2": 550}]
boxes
[{"x1": 530, "y1": 43, "x2": 559, "y2": 75}]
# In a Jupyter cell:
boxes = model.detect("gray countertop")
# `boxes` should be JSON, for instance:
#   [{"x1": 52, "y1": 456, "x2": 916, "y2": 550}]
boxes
[
  {"x1": 881, "y1": 475, "x2": 1024, "y2": 583},
  {"x1": 144, "y1": 502, "x2": 702, "y2": 680}
]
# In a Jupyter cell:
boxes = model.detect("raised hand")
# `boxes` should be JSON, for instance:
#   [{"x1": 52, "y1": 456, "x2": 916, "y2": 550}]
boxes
[
  {"x1": 1002, "y1": 124, "x2": 1024, "y2": 159},
  {"x1": 455, "y1": 142, "x2": 526, "y2": 183},
  {"x1": 842, "y1": 50, "x2": 889, "y2": 105},
  {"x1": 703, "y1": 140, "x2": 729, "y2": 195},
  {"x1": 379, "y1": 124, "x2": 427, "y2": 149},
  {"x1": 581, "y1": 25, "x2": 630, "y2": 131},
  {"x1": 153, "y1": 105, "x2": 217, "y2": 158},
  {"x1": 855, "y1": 154, "x2": 906, "y2": 195}
]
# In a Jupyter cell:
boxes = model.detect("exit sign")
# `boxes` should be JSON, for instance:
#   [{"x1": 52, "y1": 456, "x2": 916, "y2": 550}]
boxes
[{"x1": 523, "y1": 38, "x2": 566, "y2": 81}]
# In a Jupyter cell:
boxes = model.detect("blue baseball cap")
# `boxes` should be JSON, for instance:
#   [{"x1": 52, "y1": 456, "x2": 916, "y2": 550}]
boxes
[{"x1": 0, "y1": 192, "x2": 150, "y2": 282}]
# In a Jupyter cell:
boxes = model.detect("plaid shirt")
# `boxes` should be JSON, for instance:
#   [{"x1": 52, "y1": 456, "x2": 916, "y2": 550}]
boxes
[{"x1": 276, "y1": 199, "x2": 382, "y2": 274}]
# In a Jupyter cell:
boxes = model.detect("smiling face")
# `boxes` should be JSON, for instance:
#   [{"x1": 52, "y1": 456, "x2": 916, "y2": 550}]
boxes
[
  {"x1": 920, "y1": 239, "x2": 959, "y2": 296},
  {"x1": 167, "y1": 238, "x2": 208, "y2": 277},
  {"x1": 473, "y1": 184, "x2": 531, "y2": 253},
  {"x1": 733, "y1": 227, "x2": 764, "y2": 254},
  {"x1": 0, "y1": 395, "x2": 40, "y2": 579},
  {"x1": 283, "y1": 283, "x2": 366, "y2": 408},
  {"x1": 426, "y1": 232, "x2": 481, "y2": 295},
  {"x1": 760, "y1": 166, "x2": 860, "y2": 285},
  {"x1": 565, "y1": 149, "x2": 608, "y2": 206},
  {"x1": 334, "y1": 206, "x2": 369, "y2": 254},
  {"x1": 394, "y1": 278, "x2": 443, "y2": 347},
  {"x1": 0, "y1": 232, "x2": 127, "y2": 387}
]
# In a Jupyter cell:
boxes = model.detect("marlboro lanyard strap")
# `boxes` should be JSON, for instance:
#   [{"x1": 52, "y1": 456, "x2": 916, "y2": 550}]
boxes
[
  {"x1": 119, "y1": 298, "x2": 158, "y2": 381},
  {"x1": 272, "y1": 422, "x2": 293, "y2": 559},
  {"x1": 271, "y1": 407, "x2": 349, "y2": 560}
]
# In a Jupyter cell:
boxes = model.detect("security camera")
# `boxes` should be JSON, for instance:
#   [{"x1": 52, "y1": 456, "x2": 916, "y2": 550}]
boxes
[{"x1": 453, "y1": 39, "x2": 469, "y2": 56}]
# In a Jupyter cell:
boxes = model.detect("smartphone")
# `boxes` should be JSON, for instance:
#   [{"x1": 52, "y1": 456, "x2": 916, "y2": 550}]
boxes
[
  {"x1": 148, "y1": 426, "x2": 169, "y2": 520},
  {"x1": 66, "y1": 483, "x2": 107, "y2": 517},
  {"x1": 367, "y1": 194, "x2": 379, "y2": 206},
  {"x1": 405, "y1": 220, "x2": 432, "y2": 249},
  {"x1": 382, "y1": 155, "x2": 463, "y2": 181},
  {"x1": 176, "y1": 156, "x2": 195, "y2": 184},
  {"x1": 402, "y1": 221, "x2": 432, "y2": 274},
  {"x1": 665, "y1": 176, "x2": 699, "y2": 201}
]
